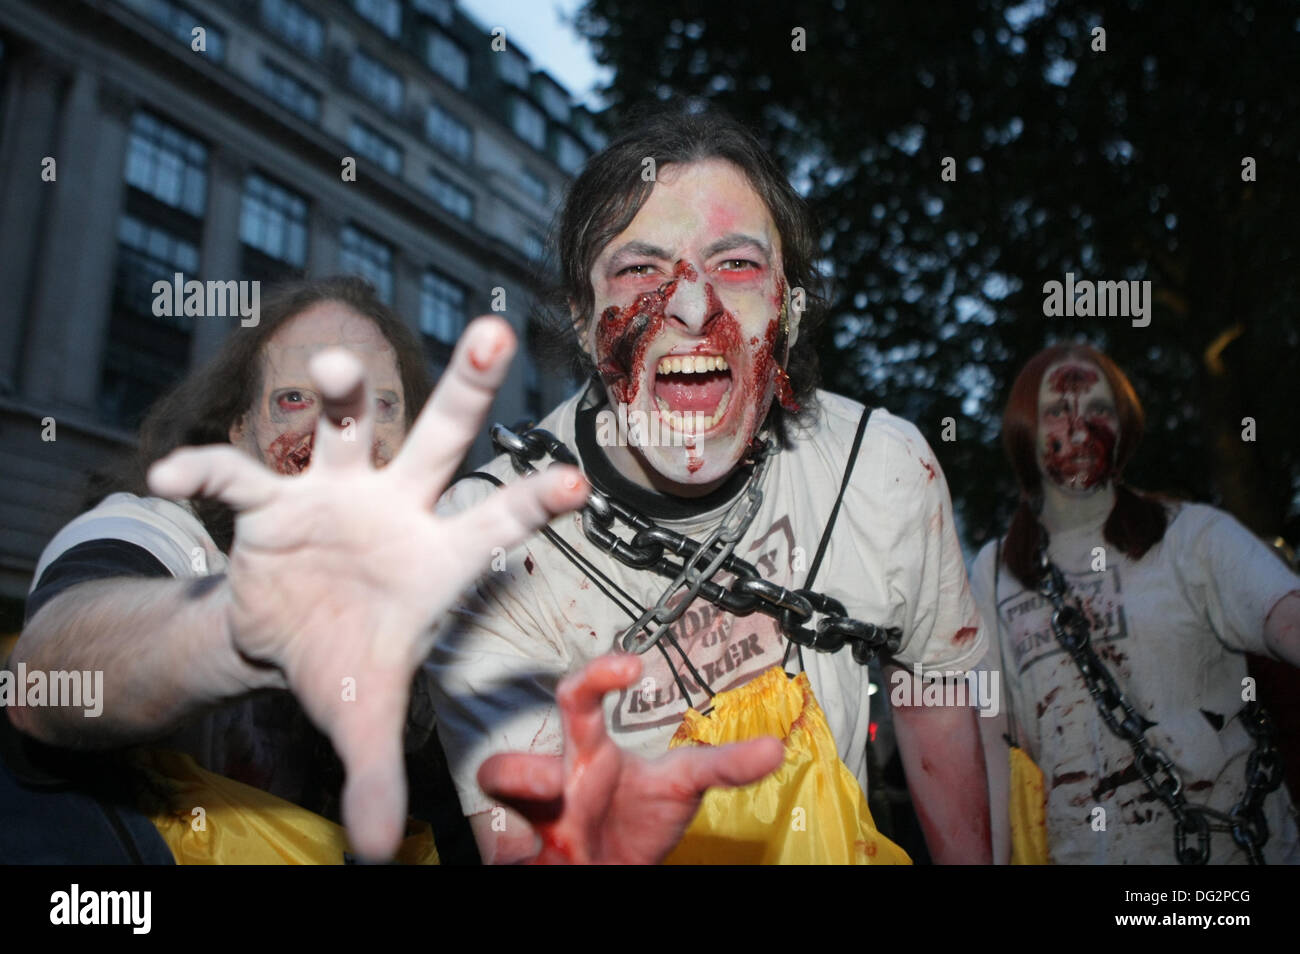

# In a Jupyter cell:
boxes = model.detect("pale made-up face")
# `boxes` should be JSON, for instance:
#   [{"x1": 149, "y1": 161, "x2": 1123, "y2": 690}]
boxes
[
  {"x1": 1036, "y1": 358, "x2": 1121, "y2": 493},
  {"x1": 584, "y1": 158, "x2": 798, "y2": 491},
  {"x1": 229, "y1": 302, "x2": 405, "y2": 474}
]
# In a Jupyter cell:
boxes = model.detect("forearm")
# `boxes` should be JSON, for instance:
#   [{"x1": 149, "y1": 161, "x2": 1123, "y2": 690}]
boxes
[
  {"x1": 8, "y1": 575, "x2": 282, "y2": 747},
  {"x1": 890, "y1": 679, "x2": 992, "y2": 864},
  {"x1": 977, "y1": 708, "x2": 1012, "y2": 865},
  {"x1": 1263, "y1": 591, "x2": 1300, "y2": 667}
]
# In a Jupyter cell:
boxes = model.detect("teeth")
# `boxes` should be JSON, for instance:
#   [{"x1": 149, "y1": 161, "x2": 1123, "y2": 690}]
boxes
[{"x1": 655, "y1": 354, "x2": 730, "y2": 375}]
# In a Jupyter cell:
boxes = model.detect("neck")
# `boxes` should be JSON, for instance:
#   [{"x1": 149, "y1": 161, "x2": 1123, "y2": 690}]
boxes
[{"x1": 1039, "y1": 480, "x2": 1117, "y2": 535}]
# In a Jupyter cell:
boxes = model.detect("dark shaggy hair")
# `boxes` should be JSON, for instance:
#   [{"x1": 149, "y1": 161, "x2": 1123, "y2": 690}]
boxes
[
  {"x1": 114, "y1": 275, "x2": 432, "y2": 551},
  {"x1": 1001, "y1": 342, "x2": 1168, "y2": 588},
  {"x1": 534, "y1": 104, "x2": 826, "y2": 446}
]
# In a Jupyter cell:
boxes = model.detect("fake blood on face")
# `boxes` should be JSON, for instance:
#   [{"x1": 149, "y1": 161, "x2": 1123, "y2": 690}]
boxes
[
  {"x1": 1042, "y1": 364, "x2": 1116, "y2": 489},
  {"x1": 268, "y1": 431, "x2": 314, "y2": 475},
  {"x1": 595, "y1": 279, "x2": 677, "y2": 405}
]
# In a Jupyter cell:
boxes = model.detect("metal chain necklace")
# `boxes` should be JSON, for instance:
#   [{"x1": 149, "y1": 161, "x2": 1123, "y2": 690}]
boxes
[
  {"x1": 1034, "y1": 530, "x2": 1283, "y2": 864},
  {"x1": 489, "y1": 421, "x2": 903, "y2": 666}
]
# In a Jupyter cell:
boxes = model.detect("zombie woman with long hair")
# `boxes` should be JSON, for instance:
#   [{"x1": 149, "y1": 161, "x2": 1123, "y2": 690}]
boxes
[{"x1": 973, "y1": 343, "x2": 1300, "y2": 864}]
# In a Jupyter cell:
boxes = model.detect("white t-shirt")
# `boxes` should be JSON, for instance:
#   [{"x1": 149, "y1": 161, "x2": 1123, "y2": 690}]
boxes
[
  {"x1": 970, "y1": 502, "x2": 1300, "y2": 864},
  {"x1": 427, "y1": 389, "x2": 987, "y2": 816},
  {"x1": 29, "y1": 493, "x2": 319, "y2": 801}
]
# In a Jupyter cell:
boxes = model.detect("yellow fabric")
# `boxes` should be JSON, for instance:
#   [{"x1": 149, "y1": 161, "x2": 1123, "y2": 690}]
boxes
[
  {"x1": 664, "y1": 665, "x2": 910, "y2": 865},
  {"x1": 136, "y1": 749, "x2": 439, "y2": 865},
  {"x1": 1008, "y1": 744, "x2": 1049, "y2": 865}
]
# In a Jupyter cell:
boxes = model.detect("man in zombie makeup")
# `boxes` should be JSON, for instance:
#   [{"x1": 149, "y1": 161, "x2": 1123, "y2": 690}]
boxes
[
  {"x1": 426, "y1": 109, "x2": 993, "y2": 864},
  {"x1": 972, "y1": 343, "x2": 1300, "y2": 864}
]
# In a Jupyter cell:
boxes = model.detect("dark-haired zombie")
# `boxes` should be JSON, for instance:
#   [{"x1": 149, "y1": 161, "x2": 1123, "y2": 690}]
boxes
[
  {"x1": 973, "y1": 344, "x2": 1300, "y2": 864},
  {"x1": 7, "y1": 276, "x2": 777, "y2": 863},
  {"x1": 426, "y1": 110, "x2": 992, "y2": 864}
]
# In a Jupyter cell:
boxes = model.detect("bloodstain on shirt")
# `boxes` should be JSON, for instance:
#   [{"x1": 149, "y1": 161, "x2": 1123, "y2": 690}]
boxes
[
  {"x1": 952, "y1": 626, "x2": 978, "y2": 645},
  {"x1": 524, "y1": 555, "x2": 535, "y2": 575},
  {"x1": 1051, "y1": 770, "x2": 1089, "y2": 788}
]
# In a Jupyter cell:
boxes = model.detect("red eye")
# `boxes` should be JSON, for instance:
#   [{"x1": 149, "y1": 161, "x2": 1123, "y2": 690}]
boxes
[{"x1": 277, "y1": 390, "x2": 312, "y2": 411}]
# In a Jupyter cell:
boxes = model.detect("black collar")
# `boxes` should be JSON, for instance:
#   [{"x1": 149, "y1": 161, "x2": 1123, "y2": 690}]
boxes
[{"x1": 573, "y1": 403, "x2": 756, "y2": 520}]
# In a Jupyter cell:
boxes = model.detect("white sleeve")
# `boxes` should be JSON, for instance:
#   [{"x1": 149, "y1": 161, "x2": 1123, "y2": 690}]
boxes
[
  {"x1": 1172, "y1": 505, "x2": 1300, "y2": 656},
  {"x1": 880, "y1": 422, "x2": 987, "y2": 673},
  {"x1": 30, "y1": 492, "x2": 221, "y2": 586}
]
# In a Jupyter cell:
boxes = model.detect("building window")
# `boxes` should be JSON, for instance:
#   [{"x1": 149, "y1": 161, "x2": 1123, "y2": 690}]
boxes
[
  {"x1": 260, "y1": 0, "x2": 324, "y2": 59},
  {"x1": 348, "y1": 120, "x2": 403, "y2": 176},
  {"x1": 102, "y1": 214, "x2": 200, "y2": 427},
  {"x1": 124, "y1": 112, "x2": 208, "y2": 217},
  {"x1": 426, "y1": 171, "x2": 473, "y2": 221},
  {"x1": 349, "y1": 50, "x2": 403, "y2": 115},
  {"x1": 339, "y1": 225, "x2": 393, "y2": 303},
  {"x1": 353, "y1": 0, "x2": 401, "y2": 38},
  {"x1": 420, "y1": 270, "x2": 466, "y2": 345},
  {"x1": 536, "y1": 81, "x2": 570, "y2": 123},
  {"x1": 519, "y1": 167, "x2": 547, "y2": 204},
  {"x1": 574, "y1": 110, "x2": 608, "y2": 152},
  {"x1": 425, "y1": 102, "x2": 472, "y2": 161},
  {"x1": 497, "y1": 48, "x2": 530, "y2": 88},
  {"x1": 259, "y1": 61, "x2": 321, "y2": 123},
  {"x1": 121, "y1": 0, "x2": 226, "y2": 61},
  {"x1": 240, "y1": 173, "x2": 308, "y2": 267},
  {"x1": 411, "y1": 0, "x2": 453, "y2": 24},
  {"x1": 511, "y1": 97, "x2": 546, "y2": 150},
  {"x1": 426, "y1": 31, "x2": 469, "y2": 90},
  {"x1": 554, "y1": 131, "x2": 587, "y2": 175},
  {"x1": 114, "y1": 214, "x2": 201, "y2": 320}
]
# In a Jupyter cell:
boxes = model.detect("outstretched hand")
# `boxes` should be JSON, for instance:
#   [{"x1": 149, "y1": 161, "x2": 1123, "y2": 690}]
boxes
[
  {"x1": 147, "y1": 316, "x2": 589, "y2": 861},
  {"x1": 477, "y1": 654, "x2": 784, "y2": 864}
]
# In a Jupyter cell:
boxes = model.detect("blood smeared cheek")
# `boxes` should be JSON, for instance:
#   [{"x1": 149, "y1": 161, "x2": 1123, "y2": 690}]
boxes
[
  {"x1": 594, "y1": 280, "x2": 678, "y2": 405},
  {"x1": 748, "y1": 315, "x2": 800, "y2": 415},
  {"x1": 267, "y1": 430, "x2": 314, "y2": 475}
]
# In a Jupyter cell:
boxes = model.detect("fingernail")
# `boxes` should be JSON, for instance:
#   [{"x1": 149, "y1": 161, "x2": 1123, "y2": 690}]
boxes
[{"x1": 469, "y1": 332, "x2": 507, "y2": 371}]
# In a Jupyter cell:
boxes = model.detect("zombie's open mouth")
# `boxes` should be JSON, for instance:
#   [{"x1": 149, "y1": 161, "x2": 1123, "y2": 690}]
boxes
[{"x1": 652, "y1": 353, "x2": 733, "y2": 433}]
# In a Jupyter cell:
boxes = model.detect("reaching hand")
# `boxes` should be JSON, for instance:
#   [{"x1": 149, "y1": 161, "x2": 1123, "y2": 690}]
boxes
[
  {"x1": 476, "y1": 654, "x2": 784, "y2": 864},
  {"x1": 147, "y1": 316, "x2": 589, "y2": 861}
]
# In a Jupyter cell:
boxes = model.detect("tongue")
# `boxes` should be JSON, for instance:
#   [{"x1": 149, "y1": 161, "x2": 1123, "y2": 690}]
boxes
[{"x1": 654, "y1": 371, "x2": 730, "y2": 412}]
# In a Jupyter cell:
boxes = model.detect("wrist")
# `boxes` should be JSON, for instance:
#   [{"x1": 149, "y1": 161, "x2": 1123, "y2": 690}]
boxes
[{"x1": 194, "y1": 574, "x2": 287, "y2": 694}]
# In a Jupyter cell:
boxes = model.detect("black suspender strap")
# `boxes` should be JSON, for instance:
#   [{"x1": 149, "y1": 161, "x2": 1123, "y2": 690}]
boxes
[{"x1": 784, "y1": 405, "x2": 873, "y2": 671}]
